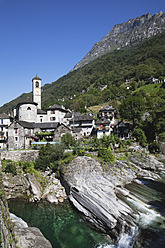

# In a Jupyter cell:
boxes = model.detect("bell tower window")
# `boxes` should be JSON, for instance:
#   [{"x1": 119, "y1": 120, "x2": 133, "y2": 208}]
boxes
[{"x1": 36, "y1": 82, "x2": 39, "y2": 88}]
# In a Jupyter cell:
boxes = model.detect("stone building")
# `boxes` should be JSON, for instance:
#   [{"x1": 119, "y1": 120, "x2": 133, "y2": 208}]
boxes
[{"x1": 0, "y1": 113, "x2": 13, "y2": 149}]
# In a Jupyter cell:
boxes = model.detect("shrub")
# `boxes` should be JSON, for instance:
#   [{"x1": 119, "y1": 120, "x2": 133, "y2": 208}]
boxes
[
  {"x1": 4, "y1": 162, "x2": 17, "y2": 175},
  {"x1": 20, "y1": 161, "x2": 36, "y2": 174},
  {"x1": 148, "y1": 142, "x2": 160, "y2": 153},
  {"x1": 133, "y1": 128, "x2": 147, "y2": 146},
  {"x1": 98, "y1": 148, "x2": 116, "y2": 162},
  {"x1": 61, "y1": 133, "x2": 76, "y2": 148},
  {"x1": 34, "y1": 143, "x2": 65, "y2": 171}
]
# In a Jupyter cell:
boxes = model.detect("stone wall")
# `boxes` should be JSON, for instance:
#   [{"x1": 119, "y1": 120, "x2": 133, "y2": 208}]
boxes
[
  {"x1": 0, "y1": 162, "x2": 16, "y2": 247},
  {"x1": 0, "y1": 150, "x2": 39, "y2": 162}
]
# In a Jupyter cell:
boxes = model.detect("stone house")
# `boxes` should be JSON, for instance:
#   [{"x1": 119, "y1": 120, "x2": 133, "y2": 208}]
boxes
[
  {"x1": 0, "y1": 114, "x2": 13, "y2": 149},
  {"x1": 95, "y1": 117, "x2": 111, "y2": 139},
  {"x1": 95, "y1": 105, "x2": 117, "y2": 139},
  {"x1": 8, "y1": 120, "x2": 34, "y2": 150},
  {"x1": 69, "y1": 112, "x2": 94, "y2": 137},
  {"x1": 113, "y1": 121, "x2": 132, "y2": 139}
]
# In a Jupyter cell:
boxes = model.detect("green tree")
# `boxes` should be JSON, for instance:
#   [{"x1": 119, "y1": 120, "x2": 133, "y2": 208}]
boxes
[
  {"x1": 61, "y1": 133, "x2": 75, "y2": 148},
  {"x1": 133, "y1": 128, "x2": 147, "y2": 146},
  {"x1": 119, "y1": 95, "x2": 145, "y2": 126},
  {"x1": 35, "y1": 143, "x2": 65, "y2": 171}
]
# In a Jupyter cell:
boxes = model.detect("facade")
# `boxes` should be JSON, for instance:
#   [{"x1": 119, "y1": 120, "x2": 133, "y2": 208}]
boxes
[
  {"x1": 113, "y1": 121, "x2": 132, "y2": 139},
  {"x1": 96, "y1": 105, "x2": 116, "y2": 139},
  {"x1": 47, "y1": 104, "x2": 68, "y2": 123},
  {"x1": 0, "y1": 114, "x2": 13, "y2": 149},
  {"x1": 95, "y1": 117, "x2": 111, "y2": 139},
  {"x1": 8, "y1": 120, "x2": 34, "y2": 150},
  {"x1": 69, "y1": 112, "x2": 94, "y2": 137}
]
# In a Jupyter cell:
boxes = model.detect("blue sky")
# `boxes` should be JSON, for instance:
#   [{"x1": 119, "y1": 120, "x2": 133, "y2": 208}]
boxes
[{"x1": 0, "y1": 0, "x2": 165, "y2": 107}]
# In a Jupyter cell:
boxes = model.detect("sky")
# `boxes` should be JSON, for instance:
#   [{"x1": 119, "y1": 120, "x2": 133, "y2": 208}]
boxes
[{"x1": 0, "y1": 0, "x2": 165, "y2": 107}]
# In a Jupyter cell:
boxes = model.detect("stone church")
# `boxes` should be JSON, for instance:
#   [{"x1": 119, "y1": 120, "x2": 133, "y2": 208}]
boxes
[{"x1": 8, "y1": 76, "x2": 71, "y2": 150}]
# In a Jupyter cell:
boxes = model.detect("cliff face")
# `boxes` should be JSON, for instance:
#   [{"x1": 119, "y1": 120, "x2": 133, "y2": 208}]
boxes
[{"x1": 74, "y1": 11, "x2": 165, "y2": 70}]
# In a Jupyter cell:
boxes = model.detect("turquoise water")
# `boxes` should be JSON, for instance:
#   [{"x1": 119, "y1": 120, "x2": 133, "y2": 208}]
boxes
[
  {"x1": 8, "y1": 175, "x2": 165, "y2": 248},
  {"x1": 8, "y1": 199, "x2": 112, "y2": 248}
]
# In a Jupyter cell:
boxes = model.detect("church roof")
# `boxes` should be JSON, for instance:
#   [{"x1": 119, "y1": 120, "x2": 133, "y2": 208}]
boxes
[
  {"x1": 32, "y1": 75, "x2": 42, "y2": 81},
  {"x1": 15, "y1": 101, "x2": 38, "y2": 109},
  {"x1": 37, "y1": 109, "x2": 47, "y2": 115}
]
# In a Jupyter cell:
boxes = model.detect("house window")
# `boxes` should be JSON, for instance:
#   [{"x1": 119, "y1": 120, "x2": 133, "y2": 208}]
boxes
[
  {"x1": 15, "y1": 128, "x2": 18, "y2": 134},
  {"x1": 1, "y1": 119, "x2": 3, "y2": 124},
  {"x1": 15, "y1": 137, "x2": 18, "y2": 141},
  {"x1": 51, "y1": 110, "x2": 55, "y2": 114},
  {"x1": 40, "y1": 119, "x2": 42, "y2": 122},
  {"x1": 50, "y1": 117, "x2": 56, "y2": 121},
  {"x1": 27, "y1": 107, "x2": 31, "y2": 110}
]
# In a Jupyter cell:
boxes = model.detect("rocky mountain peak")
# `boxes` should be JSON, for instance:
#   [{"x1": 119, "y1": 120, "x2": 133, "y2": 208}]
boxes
[{"x1": 73, "y1": 12, "x2": 165, "y2": 70}]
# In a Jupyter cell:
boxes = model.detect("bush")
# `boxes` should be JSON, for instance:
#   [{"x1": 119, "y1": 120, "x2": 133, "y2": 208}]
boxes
[
  {"x1": 34, "y1": 143, "x2": 65, "y2": 171},
  {"x1": 98, "y1": 148, "x2": 116, "y2": 162},
  {"x1": 4, "y1": 162, "x2": 17, "y2": 175},
  {"x1": 61, "y1": 133, "x2": 76, "y2": 148},
  {"x1": 148, "y1": 142, "x2": 160, "y2": 153},
  {"x1": 19, "y1": 161, "x2": 36, "y2": 174},
  {"x1": 133, "y1": 128, "x2": 147, "y2": 146}
]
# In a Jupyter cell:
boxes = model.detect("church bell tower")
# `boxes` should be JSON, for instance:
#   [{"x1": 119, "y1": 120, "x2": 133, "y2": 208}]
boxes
[{"x1": 32, "y1": 75, "x2": 42, "y2": 109}]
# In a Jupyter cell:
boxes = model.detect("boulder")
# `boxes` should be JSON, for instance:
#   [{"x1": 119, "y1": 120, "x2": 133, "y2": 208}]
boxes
[{"x1": 10, "y1": 213, "x2": 52, "y2": 248}]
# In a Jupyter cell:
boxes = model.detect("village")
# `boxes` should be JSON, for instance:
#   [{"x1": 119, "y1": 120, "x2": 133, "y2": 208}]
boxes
[{"x1": 0, "y1": 75, "x2": 132, "y2": 150}]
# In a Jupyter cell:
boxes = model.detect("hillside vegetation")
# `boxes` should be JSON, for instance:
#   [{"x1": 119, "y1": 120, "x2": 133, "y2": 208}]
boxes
[{"x1": 1, "y1": 32, "x2": 165, "y2": 114}]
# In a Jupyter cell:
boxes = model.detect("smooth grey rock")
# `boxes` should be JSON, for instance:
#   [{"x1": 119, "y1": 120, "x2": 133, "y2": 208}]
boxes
[
  {"x1": 10, "y1": 213, "x2": 52, "y2": 248},
  {"x1": 61, "y1": 154, "x2": 164, "y2": 234}
]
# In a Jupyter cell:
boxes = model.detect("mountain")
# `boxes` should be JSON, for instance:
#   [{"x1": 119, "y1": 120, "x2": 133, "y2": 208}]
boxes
[
  {"x1": 73, "y1": 11, "x2": 165, "y2": 70},
  {"x1": 1, "y1": 13, "x2": 165, "y2": 114}
]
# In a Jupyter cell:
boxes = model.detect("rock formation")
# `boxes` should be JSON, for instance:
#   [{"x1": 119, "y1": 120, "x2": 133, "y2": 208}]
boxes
[
  {"x1": 2, "y1": 172, "x2": 67, "y2": 203},
  {"x1": 74, "y1": 11, "x2": 165, "y2": 70},
  {"x1": 60, "y1": 154, "x2": 164, "y2": 237}
]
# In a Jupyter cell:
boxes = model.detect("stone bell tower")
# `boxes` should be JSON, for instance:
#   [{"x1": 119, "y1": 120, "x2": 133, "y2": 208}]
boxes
[{"x1": 32, "y1": 75, "x2": 42, "y2": 109}]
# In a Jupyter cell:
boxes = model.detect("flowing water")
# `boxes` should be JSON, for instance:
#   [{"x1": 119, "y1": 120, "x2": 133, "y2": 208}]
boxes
[{"x1": 8, "y1": 175, "x2": 165, "y2": 248}]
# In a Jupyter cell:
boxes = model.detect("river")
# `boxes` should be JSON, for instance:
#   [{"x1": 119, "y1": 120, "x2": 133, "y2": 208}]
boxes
[{"x1": 8, "y1": 174, "x2": 165, "y2": 248}]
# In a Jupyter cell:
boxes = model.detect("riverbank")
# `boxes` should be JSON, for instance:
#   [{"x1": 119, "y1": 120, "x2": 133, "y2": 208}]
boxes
[{"x1": 1, "y1": 150, "x2": 165, "y2": 247}]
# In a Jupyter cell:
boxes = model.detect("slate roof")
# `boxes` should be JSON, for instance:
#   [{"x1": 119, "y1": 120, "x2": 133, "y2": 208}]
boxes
[
  {"x1": 47, "y1": 104, "x2": 67, "y2": 112},
  {"x1": 33, "y1": 122, "x2": 59, "y2": 129},
  {"x1": 16, "y1": 120, "x2": 34, "y2": 129},
  {"x1": 99, "y1": 105, "x2": 115, "y2": 112},
  {"x1": 37, "y1": 109, "x2": 47, "y2": 114},
  {"x1": 95, "y1": 117, "x2": 110, "y2": 125},
  {"x1": 0, "y1": 113, "x2": 12, "y2": 119},
  {"x1": 71, "y1": 112, "x2": 93, "y2": 121},
  {"x1": 64, "y1": 112, "x2": 72, "y2": 118}
]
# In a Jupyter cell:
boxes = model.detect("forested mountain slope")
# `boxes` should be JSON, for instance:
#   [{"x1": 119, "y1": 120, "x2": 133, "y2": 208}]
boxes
[{"x1": 1, "y1": 31, "x2": 165, "y2": 114}]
